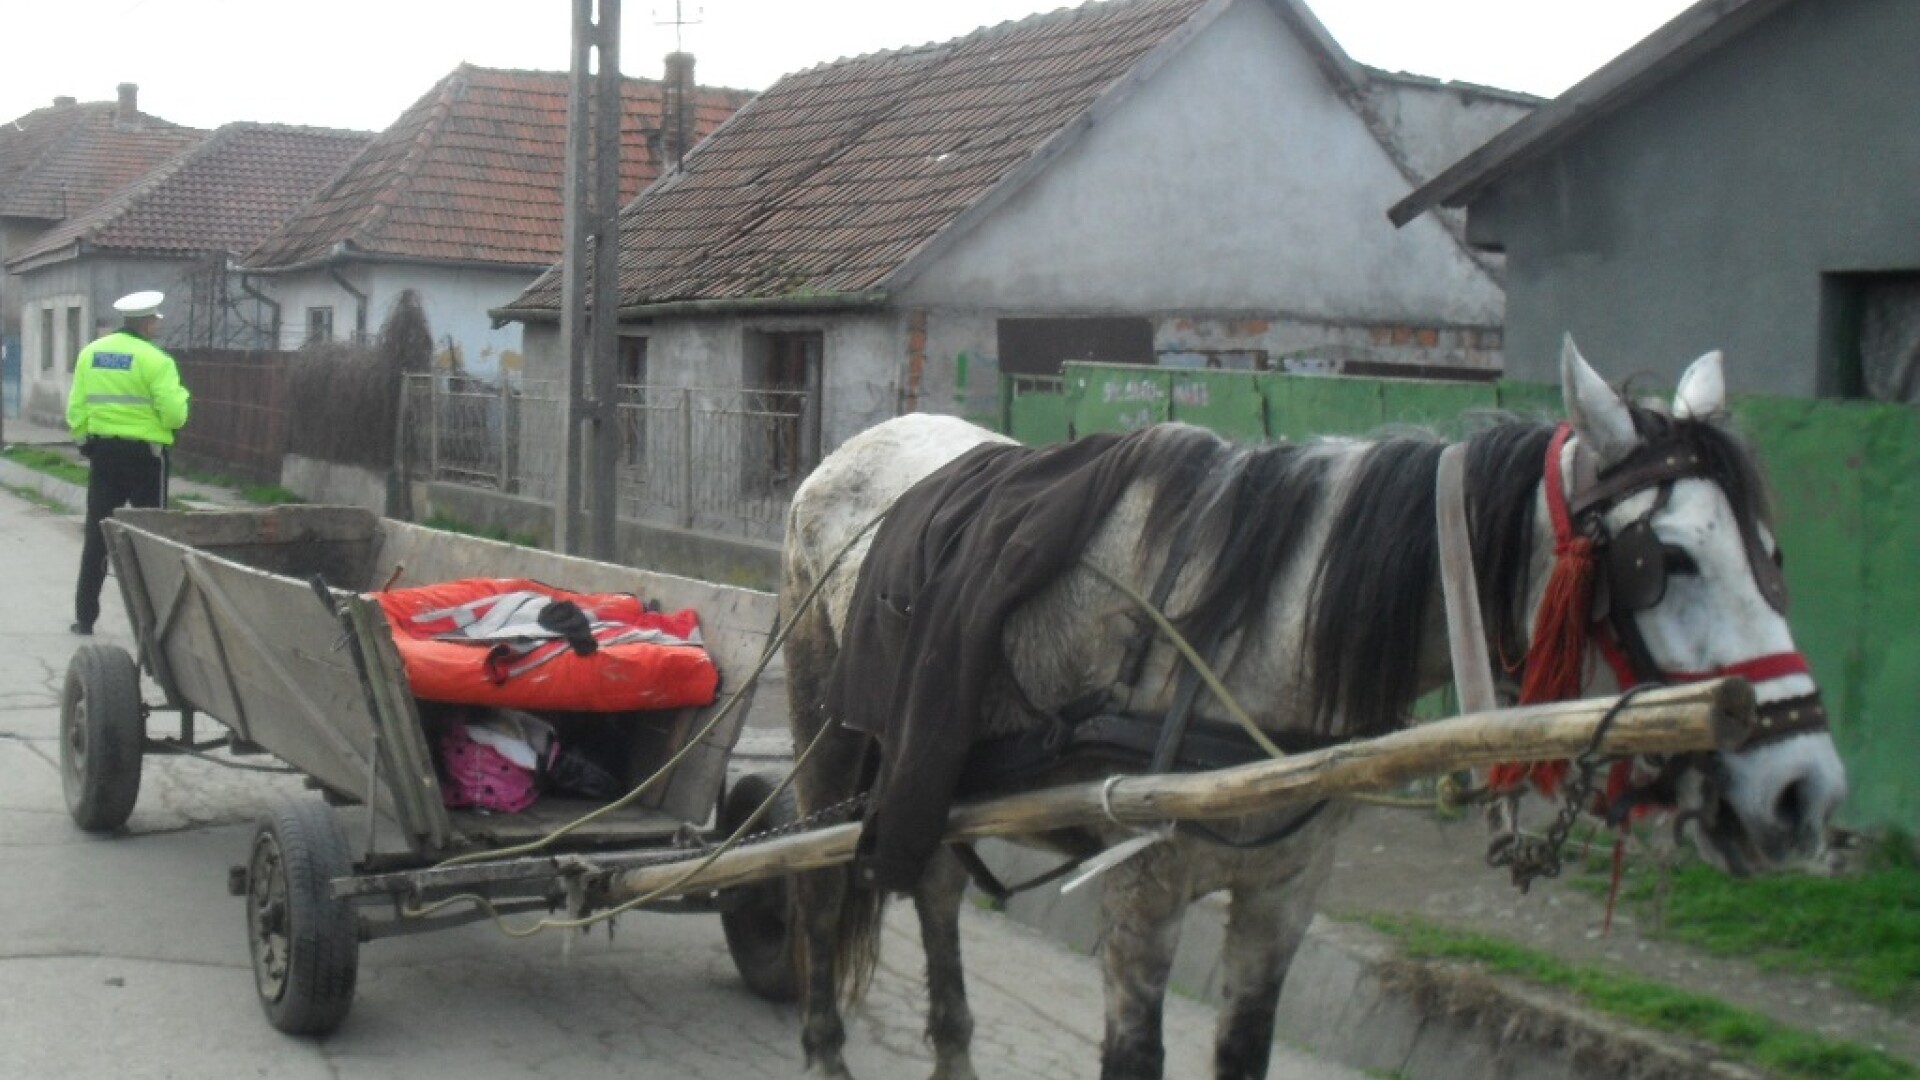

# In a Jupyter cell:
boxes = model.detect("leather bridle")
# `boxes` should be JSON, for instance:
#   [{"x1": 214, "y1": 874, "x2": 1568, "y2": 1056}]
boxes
[{"x1": 1543, "y1": 423, "x2": 1829, "y2": 750}]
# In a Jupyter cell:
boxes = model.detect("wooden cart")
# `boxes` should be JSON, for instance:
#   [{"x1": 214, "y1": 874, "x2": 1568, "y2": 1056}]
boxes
[
  {"x1": 60, "y1": 505, "x2": 793, "y2": 1034},
  {"x1": 57, "y1": 505, "x2": 1754, "y2": 1037}
]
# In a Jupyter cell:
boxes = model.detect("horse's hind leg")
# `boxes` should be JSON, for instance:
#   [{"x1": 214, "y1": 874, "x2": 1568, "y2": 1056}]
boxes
[
  {"x1": 1098, "y1": 852, "x2": 1189, "y2": 1080},
  {"x1": 914, "y1": 848, "x2": 977, "y2": 1080},
  {"x1": 783, "y1": 570, "x2": 864, "y2": 1078},
  {"x1": 1212, "y1": 846, "x2": 1335, "y2": 1080}
]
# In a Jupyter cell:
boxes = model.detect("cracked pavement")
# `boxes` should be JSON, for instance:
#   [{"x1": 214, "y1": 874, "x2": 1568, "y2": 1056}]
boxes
[{"x1": 0, "y1": 469, "x2": 1363, "y2": 1079}]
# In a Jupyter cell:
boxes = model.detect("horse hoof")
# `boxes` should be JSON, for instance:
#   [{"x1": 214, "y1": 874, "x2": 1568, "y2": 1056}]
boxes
[{"x1": 930, "y1": 1065, "x2": 980, "y2": 1080}]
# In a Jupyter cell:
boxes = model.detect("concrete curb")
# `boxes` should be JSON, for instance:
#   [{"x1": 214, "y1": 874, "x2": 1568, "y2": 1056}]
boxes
[
  {"x1": 0, "y1": 454, "x2": 248, "y2": 513},
  {"x1": 0, "y1": 457, "x2": 86, "y2": 511},
  {"x1": 971, "y1": 840, "x2": 1768, "y2": 1080}
]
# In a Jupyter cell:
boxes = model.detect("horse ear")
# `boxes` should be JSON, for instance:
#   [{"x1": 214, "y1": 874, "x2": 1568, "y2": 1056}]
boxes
[
  {"x1": 1673, "y1": 350, "x2": 1727, "y2": 420},
  {"x1": 1560, "y1": 335, "x2": 1637, "y2": 465}
]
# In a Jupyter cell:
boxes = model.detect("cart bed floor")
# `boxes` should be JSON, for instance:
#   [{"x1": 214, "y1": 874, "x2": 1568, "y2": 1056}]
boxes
[{"x1": 445, "y1": 799, "x2": 691, "y2": 848}]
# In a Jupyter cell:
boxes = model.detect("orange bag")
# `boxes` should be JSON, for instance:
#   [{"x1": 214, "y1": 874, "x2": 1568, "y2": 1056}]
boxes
[{"x1": 375, "y1": 578, "x2": 719, "y2": 712}]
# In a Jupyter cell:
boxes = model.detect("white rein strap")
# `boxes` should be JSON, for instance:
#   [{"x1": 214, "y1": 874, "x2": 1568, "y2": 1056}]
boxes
[{"x1": 1435, "y1": 444, "x2": 1498, "y2": 715}]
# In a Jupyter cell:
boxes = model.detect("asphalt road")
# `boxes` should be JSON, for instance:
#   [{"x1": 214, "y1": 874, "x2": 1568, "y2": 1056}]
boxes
[{"x1": 0, "y1": 461, "x2": 1364, "y2": 1079}]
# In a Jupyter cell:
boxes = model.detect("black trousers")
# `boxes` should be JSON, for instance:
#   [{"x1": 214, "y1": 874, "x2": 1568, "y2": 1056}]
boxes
[{"x1": 75, "y1": 438, "x2": 168, "y2": 629}]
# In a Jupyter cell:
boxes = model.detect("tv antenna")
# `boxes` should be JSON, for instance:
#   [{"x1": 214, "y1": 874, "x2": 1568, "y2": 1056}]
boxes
[{"x1": 654, "y1": 0, "x2": 703, "y2": 52}]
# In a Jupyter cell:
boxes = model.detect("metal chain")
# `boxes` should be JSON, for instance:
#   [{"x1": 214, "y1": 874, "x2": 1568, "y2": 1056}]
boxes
[
  {"x1": 625, "y1": 791, "x2": 871, "y2": 872},
  {"x1": 1487, "y1": 684, "x2": 1655, "y2": 893}
]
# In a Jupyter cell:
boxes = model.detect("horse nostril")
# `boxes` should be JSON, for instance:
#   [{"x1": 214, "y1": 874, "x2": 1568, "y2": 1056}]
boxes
[{"x1": 1773, "y1": 780, "x2": 1806, "y2": 830}]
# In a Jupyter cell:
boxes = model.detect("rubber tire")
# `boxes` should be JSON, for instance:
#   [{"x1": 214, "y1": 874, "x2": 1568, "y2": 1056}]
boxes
[
  {"x1": 246, "y1": 800, "x2": 360, "y2": 1035},
  {"x1": 60, "y1": 644, "x2": 145, "y2": 833},
  {"x1": 718, "y1": 771, "x2": 801, "y2": 1002}
]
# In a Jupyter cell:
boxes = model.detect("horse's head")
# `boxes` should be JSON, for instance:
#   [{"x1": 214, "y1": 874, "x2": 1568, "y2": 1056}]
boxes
[{"x1": 1553, "y1": 337, "x2": 1848, "y2": 874}]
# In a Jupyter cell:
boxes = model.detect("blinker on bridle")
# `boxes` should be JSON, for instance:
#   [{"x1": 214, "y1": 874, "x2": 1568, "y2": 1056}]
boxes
[{"x1": 1547, "y1": 423, "x2": 1826, "y2": 749}]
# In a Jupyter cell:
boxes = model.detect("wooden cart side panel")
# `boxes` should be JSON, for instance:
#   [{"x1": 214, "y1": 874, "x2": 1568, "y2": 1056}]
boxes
[
  {"x1": 114, "y1": 507, "x2": 382, "y2": 589},
  {"x1": 341, "y1": 593, "x2": 451, "y2": 851},
  {"x1": 102, "y1": 519, "x2": 185, "y2": 709},
  {"x1": 370, "y1": 521, "x2": 781, "y2": 824},
  {"x1": 106, "y1": 521, "x2": 395, "y2": 817}
]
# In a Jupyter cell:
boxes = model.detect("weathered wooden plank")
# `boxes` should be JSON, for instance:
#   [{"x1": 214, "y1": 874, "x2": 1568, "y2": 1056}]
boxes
[{"x1": 601, "y1": 679, "x2": 1753, "y2": 901}]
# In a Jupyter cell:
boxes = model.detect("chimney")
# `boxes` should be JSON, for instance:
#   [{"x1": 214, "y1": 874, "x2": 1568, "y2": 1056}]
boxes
[
  {"x1": 53, "y1": 96, "x2": 77, "y2": 107},
  {"x1": 116, "y1": 83, "x2": 138, "y2": 128},
  {"x1": 661, "y1": 52, "x2": 694, "y2": 171}
]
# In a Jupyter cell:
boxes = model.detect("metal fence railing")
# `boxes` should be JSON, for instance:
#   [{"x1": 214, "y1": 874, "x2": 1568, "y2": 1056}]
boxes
[{"x1": 401, "y1": 376, "x2": 813, "y2": 541}]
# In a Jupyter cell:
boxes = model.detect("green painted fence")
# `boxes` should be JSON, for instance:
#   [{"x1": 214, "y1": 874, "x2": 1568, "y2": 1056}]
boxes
[{"x1": 1037, "y1": 363, "x2": 1918, "y2": 832}]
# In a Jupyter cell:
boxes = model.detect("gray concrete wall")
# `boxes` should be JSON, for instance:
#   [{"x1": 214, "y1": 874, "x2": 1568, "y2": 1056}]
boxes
[
  {"x1": 412, "y1": 480, "x2": 782, "y2": 589},
  {"x1": 523, "y1": 310, "x2": 904, "y2": 460},
  {"x1": 900, "y1": 0, "x2": 1504, "y2": 326},
  {"x1": 13, "y1": 254, "x2": 189, "y2": 423},
  {"x1": 1468, "y1": 0, "x2": 1920, "y2": 394}
]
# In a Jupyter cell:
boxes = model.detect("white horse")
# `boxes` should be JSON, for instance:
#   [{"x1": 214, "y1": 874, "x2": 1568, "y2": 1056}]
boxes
[{"x1": 774, "y1": 340, "x2": 1848, "y2": 1080}]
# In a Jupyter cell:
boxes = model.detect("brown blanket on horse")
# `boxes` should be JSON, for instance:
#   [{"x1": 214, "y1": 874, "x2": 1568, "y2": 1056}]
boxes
[{"x1": 828, "y1": 427, "x2": 1167, "y2": 892}]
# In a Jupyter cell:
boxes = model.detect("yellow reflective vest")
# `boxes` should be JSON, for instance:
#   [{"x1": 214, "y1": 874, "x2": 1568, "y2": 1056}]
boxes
[{"x1": 66, "y1": 331, "x2": 190, "y2": 445}]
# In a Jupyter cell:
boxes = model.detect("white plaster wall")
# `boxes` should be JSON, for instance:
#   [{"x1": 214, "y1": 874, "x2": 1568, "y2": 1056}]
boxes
[
  {"x1": 900, "y1": 0, "x2": 1503, "y2": 325},
  {"x1": 366, "y1": 263, "x2": 535, "y2": 379},
  {"x1": 256, "y1": 262, "x2": 537, "y2": 380}
]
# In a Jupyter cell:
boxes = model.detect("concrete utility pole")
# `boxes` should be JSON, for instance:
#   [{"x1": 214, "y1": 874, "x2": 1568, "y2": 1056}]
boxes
[{"x1": 558, "y1": 0, "x2": 624, "y2": 559}]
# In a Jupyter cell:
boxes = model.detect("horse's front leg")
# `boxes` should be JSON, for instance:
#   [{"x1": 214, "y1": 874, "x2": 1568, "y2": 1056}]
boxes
[
  {"x1": 1212, "y1": 838, "x2": 1337, "y2": 1080},
  {"x1": 1098, "y1": 845, "x2": 1190, "y2": 1080},
  {"x1": 914, "y1": 848, "x2": 977, "y2": 1080}
]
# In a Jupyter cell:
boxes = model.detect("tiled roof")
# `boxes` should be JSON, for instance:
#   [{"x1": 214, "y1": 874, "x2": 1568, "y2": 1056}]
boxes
[
  {"x1": 6, "y1": 123, "x2": 373, "y2": 269},
  {"x1": 504, "y1": 0, "x2": 1214, "y2": 315},
  {"x1": 242, "y1": 64, "x2": 754, "y2": 271},
  {"x1": 0, "y1": 100, "x2": 206, "y2": 222}
]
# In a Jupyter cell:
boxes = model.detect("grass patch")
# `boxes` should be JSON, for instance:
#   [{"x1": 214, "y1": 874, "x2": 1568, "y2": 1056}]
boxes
[
  {"x1": 238, "y1": 484, "x2": 303, "y2": 505},
  {"x1": 2, "y1": 445, "x2": 88, "y2": 486},
  {"x1": 1366, "y1": 915, "x2": 1916, "y2": 1080},
  {"x1": 174, "y1": 466, "x2": 302, "y2": 506},
  {"x1": 1574, "y1": 829, "x2": 1920, "y2": 1004},
  {"x1": 422, "y1": 513, "x2": 542, "y2": 549}
]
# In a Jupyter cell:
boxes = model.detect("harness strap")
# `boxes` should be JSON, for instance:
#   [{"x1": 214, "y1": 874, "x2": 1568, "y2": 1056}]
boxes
[
  {"x1": 1435, "y1": 443, "x2": 1499, "y2": 715},
  {"x1": 948, "y1": 840, "x2": 1100, "y2": 910},
  {"x1": 1665, "y1": 652, "x2": 1810, "y2": 684}
]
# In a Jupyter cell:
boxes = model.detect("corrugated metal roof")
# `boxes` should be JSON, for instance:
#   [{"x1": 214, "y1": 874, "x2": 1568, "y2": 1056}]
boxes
[
  {"x1": 505, "y1": 0, "x2": 1214, "y2": 315},
  {"x1": 5, "y1": 123, "x2": 372, "y2": 268},
  {"x1": 242, "y1": 64, "x2": 754, "y2": 271}
]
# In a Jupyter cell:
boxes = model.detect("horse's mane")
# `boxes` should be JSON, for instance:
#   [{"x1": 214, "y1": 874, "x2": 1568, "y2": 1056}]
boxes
[{"x1": 1119, "y1": 407, "x2": 1773, "y2": 741}]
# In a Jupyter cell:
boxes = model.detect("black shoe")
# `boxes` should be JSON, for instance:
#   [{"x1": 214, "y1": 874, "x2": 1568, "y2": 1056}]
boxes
[{"x1": 69, "y1": 621, "x2": 93, "y2": 636}]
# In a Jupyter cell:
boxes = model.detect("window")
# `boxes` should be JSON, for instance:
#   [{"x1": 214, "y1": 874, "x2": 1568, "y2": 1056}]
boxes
[
  {"x1": 39, "y1": 308, "x2": 54, "y2": 371},
  {"x1": 617, "y1": 336, "x2": 648, "y2": 466},
  {"x1": 65, "y1": 306, "x2": 83, "y2": 372},
  {"x1": 1820, "y1": 273, "x2": 1920, "y2": 401},
  {"x1": 997, "y1": 317, "x2": 1154, "y2": 377},
  {"x1": 306, "y1": 307, "x2": 334, "y2": 346},
  {"x1": 743, "y1": 330, "x2": 821, "y2": 493}
]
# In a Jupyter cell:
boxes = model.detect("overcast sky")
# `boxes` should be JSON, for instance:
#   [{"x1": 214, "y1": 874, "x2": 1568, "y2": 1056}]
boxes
[{"x1": 2, "y1": 0, "x2": 1696, "y2": 134}]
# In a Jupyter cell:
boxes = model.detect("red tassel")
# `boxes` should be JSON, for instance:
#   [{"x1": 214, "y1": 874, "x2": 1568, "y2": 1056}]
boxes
[
  {"x1": 1488, "y1": 531, "x2": 1598, "y2": 795},
  {"x1": 1520, "y1": 533, "x2": 1597, "y2": 706}
]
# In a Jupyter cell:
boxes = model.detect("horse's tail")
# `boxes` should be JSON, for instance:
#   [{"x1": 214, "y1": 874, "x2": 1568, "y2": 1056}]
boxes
[{"x1": 828, "y1": 873, "x2": 887, "y2": 1006}]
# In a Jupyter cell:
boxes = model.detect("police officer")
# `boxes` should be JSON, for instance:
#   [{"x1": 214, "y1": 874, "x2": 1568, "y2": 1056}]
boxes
[{"x1": 67, "y1": 290, "x2": 190, "y2": 635}]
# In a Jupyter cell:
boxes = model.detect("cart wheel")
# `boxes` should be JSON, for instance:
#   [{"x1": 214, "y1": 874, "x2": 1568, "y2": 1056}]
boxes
[
  {"x1": 246, "y1": 800, "x2": 359, "y2": 1035},
  {"x1": 60, "y1": 644, "x2": 145, "y2": 833},
  {"x1": 718, "y1": 771, "x2": 800, "y2": 1002}
]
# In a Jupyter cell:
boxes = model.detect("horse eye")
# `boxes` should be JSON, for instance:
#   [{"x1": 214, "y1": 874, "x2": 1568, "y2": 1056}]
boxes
[
  {"x1": 1771, "y1": 545, "x2": 1785, "y2": 570},
  {"x1": 1662, "y1": 546, "x2": 1700, "y2": 575}
]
